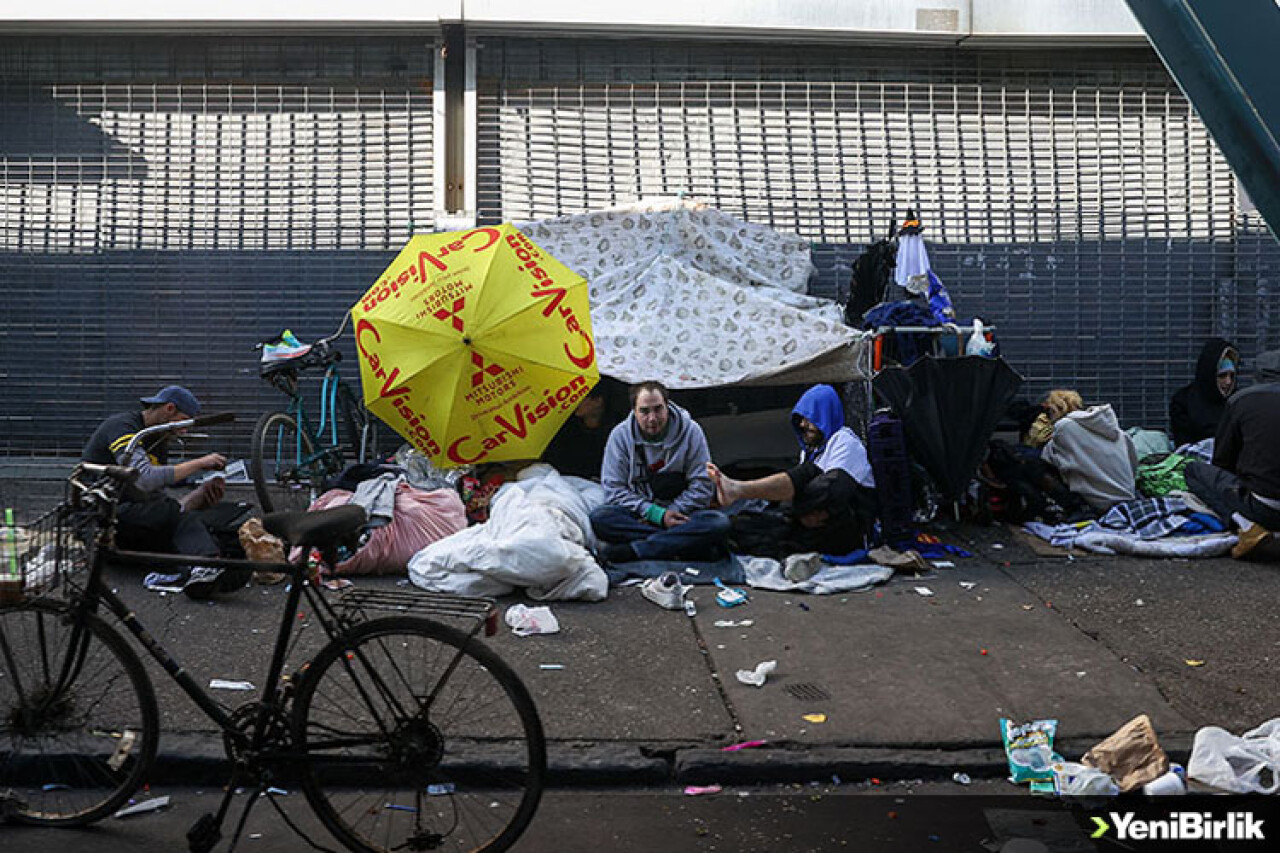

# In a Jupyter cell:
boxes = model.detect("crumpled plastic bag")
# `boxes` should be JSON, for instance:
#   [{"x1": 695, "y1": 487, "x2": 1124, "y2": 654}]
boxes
[
  {"x1": 1081, "y1": 714, "x2": 1170, "y2": 792},
  {"x1": 1188, "y1": 717, "x2": 1280, "y2": 794},
  {"x1": 735, "y1": 660, "x2": 777, "y2": 688},
  {"x1": 1051, "y1": 761, "x2": 1119, "y2": 796},
  {"x1": 238, "y1": 518, "x2": 286, "y2": 563},
  {"x1": 504, "y1": 604, "x2": 560, "y2": 637}
]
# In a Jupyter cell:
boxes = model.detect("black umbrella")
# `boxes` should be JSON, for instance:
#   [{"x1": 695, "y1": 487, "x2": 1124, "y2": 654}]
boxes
[{"x1": 872, "y1": 356, "x2": 1024, "y2": 501}]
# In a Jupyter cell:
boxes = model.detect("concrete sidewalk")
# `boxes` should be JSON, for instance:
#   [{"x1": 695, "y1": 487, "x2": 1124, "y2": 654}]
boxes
[{"x1": 69, "y1": 517, "x2": 1276, "y2": 790}]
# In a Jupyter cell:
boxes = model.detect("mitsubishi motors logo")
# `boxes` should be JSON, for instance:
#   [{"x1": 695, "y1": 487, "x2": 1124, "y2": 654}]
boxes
[
  {"x1": 470, "y1": 351, "x2": 504, "y2": 387},
  {"x1": 434, "y1": 297, "x2": 465, "y2": 332}
]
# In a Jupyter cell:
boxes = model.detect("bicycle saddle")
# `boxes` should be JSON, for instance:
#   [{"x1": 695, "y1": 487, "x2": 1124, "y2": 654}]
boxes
[{"x1": 262, "y1": 505, "x2": 367, "y2": 549}]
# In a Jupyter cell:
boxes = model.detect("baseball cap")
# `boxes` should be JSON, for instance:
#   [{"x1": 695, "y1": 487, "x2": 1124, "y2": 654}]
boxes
[
  {"x1": 1217, "y1": 356, "x2": 1237, "y2": 375},
  {"x1": 140, "y1": 385, "x2": 201, "y2": 417}
]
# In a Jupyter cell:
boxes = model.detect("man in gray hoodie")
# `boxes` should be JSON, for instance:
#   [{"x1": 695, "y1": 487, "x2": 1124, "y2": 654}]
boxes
[
  {"x1": 590, "y1": 381, "x2": 730, "y2": 563},
  {"x1": 1186, "y1": 349, "x2": 1280, "y2": 559}
]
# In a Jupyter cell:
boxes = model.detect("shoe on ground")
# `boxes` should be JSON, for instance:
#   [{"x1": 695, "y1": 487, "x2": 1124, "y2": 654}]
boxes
[
  {"x1": 783, "y1": 552, "x2": 824, "y2": 583},
  {"x1": 183, "y1": 566, "x2": 251, "y2": 599},
  {"x1": 1232, "y1": 524, "x2": 1278, "y2": 561},
  {"x1": 641, "y1": 571, "x2": 690, "y2": 610}
]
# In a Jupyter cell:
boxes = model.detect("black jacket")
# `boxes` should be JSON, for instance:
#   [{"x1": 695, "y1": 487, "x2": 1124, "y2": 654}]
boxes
[
  {"x1": 1169, "y1": 337, "x2": 1238, "y2": 447},
  {"x1": 1213, "y1": 350, "x2": 1280, "y2": 501}
]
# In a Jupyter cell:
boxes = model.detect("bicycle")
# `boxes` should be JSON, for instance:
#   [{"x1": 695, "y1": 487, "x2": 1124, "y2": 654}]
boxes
[
  {"x1": 251, "y1": 314, "x2": 381, "y2": 514},
  {"x1": 0, "y1": 414, "x2": 545, "y2": 853}
]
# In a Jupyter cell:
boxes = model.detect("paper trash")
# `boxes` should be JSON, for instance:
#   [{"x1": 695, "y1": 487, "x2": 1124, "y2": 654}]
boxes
[{"x1": 735, "y1": 660, "x2": 777, "y2": 687}]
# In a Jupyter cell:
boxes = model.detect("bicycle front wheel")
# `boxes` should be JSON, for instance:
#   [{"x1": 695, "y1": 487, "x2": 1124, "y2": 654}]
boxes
[
  {"x1": 294, "y1": 617, "x2": 546, "y2": 853},
  {"x1": 0, "y1": 600, "x2": 159, "y2": 826},
  {"x1": 250, "y1": 410, "x2": 326, "y2": 514}
]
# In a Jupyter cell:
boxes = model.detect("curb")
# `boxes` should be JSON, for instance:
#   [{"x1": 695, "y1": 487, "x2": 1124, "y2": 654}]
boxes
[{"x1": 145, "y1": 733, "x2": 1199, "y2": 788}]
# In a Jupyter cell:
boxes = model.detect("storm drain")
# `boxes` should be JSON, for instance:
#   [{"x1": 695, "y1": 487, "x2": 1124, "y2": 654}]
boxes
[{"x1": 785, "y1": 683, "x2": 831, "y2": 702}]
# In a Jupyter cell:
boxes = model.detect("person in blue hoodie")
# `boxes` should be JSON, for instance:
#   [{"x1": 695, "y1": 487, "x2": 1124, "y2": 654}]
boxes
[
  {"x1": 590, "y1": 381, "x2": 731, "y2": 563},
  {"x1": 706, "y1": 384, "x2": 878, "y2": 558}
]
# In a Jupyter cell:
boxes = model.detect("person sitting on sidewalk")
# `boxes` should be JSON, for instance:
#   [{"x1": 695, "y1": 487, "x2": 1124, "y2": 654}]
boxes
[
  {"x1": 82, "y1": 385, "x2": 248, "y2": 598},
  {"x1": 1185, "y1": 349, "x2": 1280, "y2": 560},
  {"x1": 706, "y1": 384, "x2": 879, "y2": 560},
  {"x1": 1170, "y1": 337, "x2": 1239, "y2": 448},
  {"x1": 590, "y1": 381, "x2": 730, "y2": 563}
]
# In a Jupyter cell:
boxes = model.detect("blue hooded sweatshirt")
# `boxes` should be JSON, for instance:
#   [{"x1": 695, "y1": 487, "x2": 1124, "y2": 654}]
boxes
[{"x1": 791, "y1": 385, "x2": 875, "y2": 488}]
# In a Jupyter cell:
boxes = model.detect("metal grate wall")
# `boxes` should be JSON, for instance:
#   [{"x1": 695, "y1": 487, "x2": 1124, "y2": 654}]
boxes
[
  {"x1": 476, "y1": 38, "x2": 1280, "y2": 428},
  {"x1": 0, "y1": 35, "x2": 437, "y2": 457}
]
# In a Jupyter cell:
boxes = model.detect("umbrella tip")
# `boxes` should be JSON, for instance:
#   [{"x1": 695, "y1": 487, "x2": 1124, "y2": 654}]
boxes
[{"x1": 462, "y1": 336, "x2": 472, "y2": 346}]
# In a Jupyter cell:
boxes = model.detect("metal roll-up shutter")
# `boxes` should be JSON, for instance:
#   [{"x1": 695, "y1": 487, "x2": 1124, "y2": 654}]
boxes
[
  {"x1": 0, "y1": 35, "x2": 436, "y2": 457},
  {"x1": 476, "y1": 38, "x2": 1278, "y2": 428}
]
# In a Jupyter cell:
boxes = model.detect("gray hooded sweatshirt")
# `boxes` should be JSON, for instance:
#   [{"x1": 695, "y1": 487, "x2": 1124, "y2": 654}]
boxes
[
  {"x1": 599, "y1": 401, "x2": 715, "y2": 519},
  {"x1": 1042, "y1": 404, "x2": 1139, "y2": 511}
]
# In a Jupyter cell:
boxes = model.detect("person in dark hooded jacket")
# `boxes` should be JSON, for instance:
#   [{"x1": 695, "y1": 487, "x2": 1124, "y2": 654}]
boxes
[
  {"x1": 1185, "y1": 349, "x2": 1280, "y2": 559},
  {"x1": 1170, "y1": 338, "x2": 1239, "y2": 447},
  {"x1": 706, "y1": 385, "x2": 878, "y2": 558}
]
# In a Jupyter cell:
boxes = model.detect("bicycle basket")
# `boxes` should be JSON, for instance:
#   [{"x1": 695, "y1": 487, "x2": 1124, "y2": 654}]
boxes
[{"x1": 4, "y1": 502, "x2": 96, "y2": 601}]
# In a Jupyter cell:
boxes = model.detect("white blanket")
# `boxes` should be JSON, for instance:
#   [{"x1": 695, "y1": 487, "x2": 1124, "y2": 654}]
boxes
[
  {"x1": 408, "y1": 465, "x2": 609, "y2": 601},
  {"x1": 518, "y1": 199, "x2": 867, "y2": 388},
  {"x1": 1071, "y1": 530, "x2": 1237, "y2": 558},
  {"x1": 740, "y1": 556, "x2": 894, "y2": 595}
]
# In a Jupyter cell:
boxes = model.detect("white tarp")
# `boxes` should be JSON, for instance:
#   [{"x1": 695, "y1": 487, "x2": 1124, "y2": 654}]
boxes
[{"x1": 518, "y1": 199, "x2": 868, "y2": 389}]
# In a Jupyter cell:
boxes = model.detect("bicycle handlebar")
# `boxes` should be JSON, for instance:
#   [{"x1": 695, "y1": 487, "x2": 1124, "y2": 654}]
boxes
[
  {"x1": 122, "y1": 413, "x2": 236, "y2": 457},
  {"x1": 76, "y1": 462, "x2": 140, "y2": 483}
]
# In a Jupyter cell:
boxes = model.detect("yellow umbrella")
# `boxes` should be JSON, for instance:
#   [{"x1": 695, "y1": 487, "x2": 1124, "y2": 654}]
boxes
[{"x1": 352, "y1": 223, "x2": 598, "y2": 468}]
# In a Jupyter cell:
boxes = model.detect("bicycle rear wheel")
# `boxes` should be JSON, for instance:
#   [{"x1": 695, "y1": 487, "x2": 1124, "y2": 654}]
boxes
[
  {"x1": 250, "y1": 410, "x2": 328, "y2": 514},
  {"x1": 294, "y1": 616, "x2": 545, "y2": 853},
  {"x1": 0, "y1": 600, "x2": 159, "y2": 826}
]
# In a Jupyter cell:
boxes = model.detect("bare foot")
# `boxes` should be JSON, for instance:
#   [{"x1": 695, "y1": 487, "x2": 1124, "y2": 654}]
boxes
[{"x1": 705, "y1": 462, "x2": 741, "y2": 507}]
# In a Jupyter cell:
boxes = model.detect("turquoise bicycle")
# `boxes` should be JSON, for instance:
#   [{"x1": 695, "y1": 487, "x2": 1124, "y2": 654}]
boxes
[{"x1": 250, "y1": 316, "x2": 381, "y2": 513}]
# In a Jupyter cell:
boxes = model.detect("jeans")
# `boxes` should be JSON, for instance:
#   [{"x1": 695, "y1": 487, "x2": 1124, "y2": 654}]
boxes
[
  {"x1": 116, "y1": 495, "x2": 220, "y2": 557},
  {"x1": 1185, "y1": 461, "x2": 1280, "y2": 530},
  {"x1": 589, "y1": 504, "x2": 731, "y2": 561}
]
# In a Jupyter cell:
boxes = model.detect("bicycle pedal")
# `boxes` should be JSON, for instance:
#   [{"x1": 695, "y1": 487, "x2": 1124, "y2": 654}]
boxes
[{"x1": 187, "y1": 812, "x2": 222, "y2": 853}]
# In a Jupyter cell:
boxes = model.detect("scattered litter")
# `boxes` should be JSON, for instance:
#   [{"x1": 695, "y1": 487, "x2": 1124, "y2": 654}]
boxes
[
  {"x1": 505, "y1": 604, "x2": 560, "y2": 637},
  {"x1": 802, "y1": 714, "x2": 827, "y2": 724},
  {"x1": 143, "y1": 572, "x2": 184, "y2": 593},
  {"x1": 1000, "y1": 718, "x2": 1060, "y2": 784},
  {"x1": 383, "y1": 804, "x2": 418, "y2": 812},
  {"x1": 1021, "y1": 605, "x2": 1034, "y2": 611},
  {"x1": 265, "y1": 787, "x2": 288, "y2": 796},
  {"x1": 798, "y1": 602, "x2": 810, "y2": 611},
  {"x1": 991, "y1": 544, "x2": 1005, "y2": 550},
  {"x1": 952, "y1": 772, "x2": 971, "y2": 785},
  {"x1": 108, "y1": 730, "x2": 137, "y2": 771},
  {"x1": 321, "y1": 578, "x2": 354, "y2": 592},
  {"x1": 714, "y1": 578, "x2": 748, "y2": 608},
  {"x1": 1076, "y1": 671, "x2": 1087, "y2": 678},
  {"x1": 980, "y1": 649, "x2": 989, "y2": 656},
  {"x1": 1083, "y1": 714, "x2": 1171, "y2": 793},
  {"x1": 684, "y1": 567, "x2": 701, "y2": 576},
  {"x1": 209, "y1": 679, "x2": 255, "y2": 691},
  {"x1": 427, "y1": 783, "x2": 456, "y2": 796},
  {"x1": 42, "y1": 783, "x2": 70, "y2": 791},
  {"x1": 735, "y1": 660, "x2": 777, "y2": 687},
  {"x1": 1135, "y1": 598, "x2": 1145, "y2": 606},
  {"x1": 933, "y1": 561, "x2": 955, "y2": 568},
  {"x1": 713, "y1": 619, "x2": 754, "y2": 628},
  {"x1": 1184, "y1": 659, "x2": 1205, "y2": 667},
  {"x1": 684, "y1": 784, "x2": 722, "y2": 796},
  {"x1": 959, "y1": 581, "x2": 976, "y2": 590},
  {"x1": 115, "y1": 796, "x2": 171, "y2": 818},
  {"x1": 1051, "y1": 761, "x2": 1119, "y2": 796},
  {"x1": 538, "y1": 664, "x2": 565, "y2": 671},
  {"x1": 914, "y1": 587, "x2": 934, "y2": 597},
  {"x1": 249, "y1": 833, "x2": 263, "y2": 840},
  {"x1": 721, "y1": 740, "x2": 767, "y2": 752},
  {"x1": 1142, "y1": 768, "x2": 1186, "y2": 796},
  {"x1": 684, "y1": 599, "x2": 697, "y2": 617}
]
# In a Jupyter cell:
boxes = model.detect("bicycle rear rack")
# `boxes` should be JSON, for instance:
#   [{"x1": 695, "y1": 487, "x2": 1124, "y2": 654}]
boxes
[{"x1": 335, "y1": 588, "x2": 499, "y2": 637}]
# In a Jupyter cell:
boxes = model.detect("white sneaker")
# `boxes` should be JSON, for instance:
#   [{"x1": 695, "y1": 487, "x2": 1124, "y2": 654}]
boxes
[
  {"x1": 641, "y1": 571, "x2": 690, "y2": 610},
  {"x1": 784, "y1": 552, "x2": 824, "y2": 583}
]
